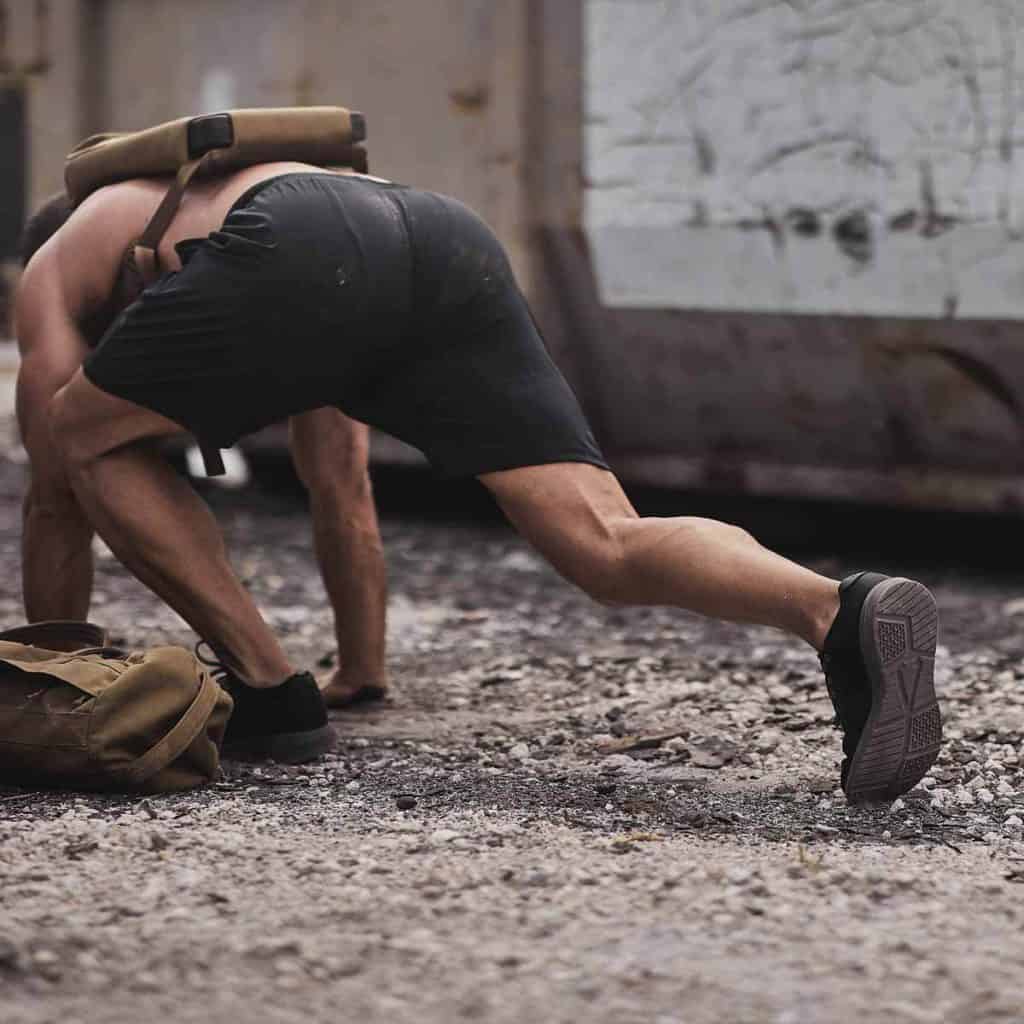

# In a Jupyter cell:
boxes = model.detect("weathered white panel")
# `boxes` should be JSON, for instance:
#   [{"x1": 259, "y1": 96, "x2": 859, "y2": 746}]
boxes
[{"x1": 585, "y1": 0, "x2": 1024, "y2": 318}]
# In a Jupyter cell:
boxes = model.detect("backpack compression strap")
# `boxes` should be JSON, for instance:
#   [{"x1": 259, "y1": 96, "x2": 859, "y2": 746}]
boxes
[
  {"x1": 128, "y1": 153, "x2": 228, "y2": 478},
  {"x1": 131, "y1": 153, "x2": 210, "y2": 287}
]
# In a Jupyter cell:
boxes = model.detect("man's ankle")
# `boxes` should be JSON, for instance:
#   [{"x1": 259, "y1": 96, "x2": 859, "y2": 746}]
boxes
[
  {"x1": 240, "y1": 672, "x2": 297, "y2": 690},
  {"x1": 228, "y1": 660, "x2": 297, "y2": 689},
  {"x1": 807, "y1": 585, "x2": 841, "y2": 652}
]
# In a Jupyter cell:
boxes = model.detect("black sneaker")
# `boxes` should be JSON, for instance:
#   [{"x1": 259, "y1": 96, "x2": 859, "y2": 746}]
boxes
[
  {"x1": 221, "y1": 671, "x2": 335, "y2": 763},
  {"x1": 196, "y1": 646, "x2": 335, "y2": 763},
  {"x1": 820, "y1": 572, "x2": 942, "y2": 804}
]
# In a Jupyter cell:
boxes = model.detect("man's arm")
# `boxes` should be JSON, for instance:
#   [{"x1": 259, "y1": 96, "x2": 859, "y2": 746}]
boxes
[
  {"x1": 289, "y1": 408, "x2": 389, "y2": 705},
  {"x1": 14, "y1": 194, "x2": 123, "y2": 620}
]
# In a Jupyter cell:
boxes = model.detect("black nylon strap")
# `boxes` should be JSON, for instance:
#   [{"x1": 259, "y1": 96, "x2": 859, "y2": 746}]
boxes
[
  {"x1": 199, "y1": 444, "x2": 226, "y2": 478},
  {"x1": 132, "y1": 154, "x2": 210, "y2": 286}
]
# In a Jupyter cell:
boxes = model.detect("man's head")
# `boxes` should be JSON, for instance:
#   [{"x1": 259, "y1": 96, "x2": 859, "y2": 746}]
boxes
[{"x1": 19, "y1": 192, "x2": 74, "y2": 267}]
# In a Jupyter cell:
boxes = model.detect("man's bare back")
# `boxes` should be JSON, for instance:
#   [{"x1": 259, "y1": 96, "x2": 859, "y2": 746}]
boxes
[{"x1": 46, "y1": 162, "x2": 388, "y2": 321}]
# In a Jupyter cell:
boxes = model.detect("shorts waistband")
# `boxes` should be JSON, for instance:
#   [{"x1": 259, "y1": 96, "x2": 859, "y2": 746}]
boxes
[{"x1": 226, "y1": 171, "x2": 403, "y2": 218}]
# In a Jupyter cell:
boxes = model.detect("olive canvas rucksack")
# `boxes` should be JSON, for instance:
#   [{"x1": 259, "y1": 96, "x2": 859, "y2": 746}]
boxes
[
  {"x1": 0, "y1": 621, "x2": 233, "y2": 794},
  {"x1": 63, "y1": 105, "x2": 369, "y2": 476},
  {"x1": 65, "y1": 105, "x2": 367, "y2": 289}
]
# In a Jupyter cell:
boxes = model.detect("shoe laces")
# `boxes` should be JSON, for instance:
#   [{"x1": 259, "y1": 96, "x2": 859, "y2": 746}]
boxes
[{"x1": 195, "y1": 640, "x2": 238, "y2": 689}]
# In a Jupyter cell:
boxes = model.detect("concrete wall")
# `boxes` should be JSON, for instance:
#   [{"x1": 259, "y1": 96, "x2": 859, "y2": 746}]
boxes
[{"x1": 585, "y1": 0, "x2": 1024, "y2": 319}]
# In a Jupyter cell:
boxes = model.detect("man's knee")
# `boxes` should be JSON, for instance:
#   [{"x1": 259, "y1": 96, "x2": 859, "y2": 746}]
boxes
[
  {"x1": 571, "y1": 516, "x2": 755, "y2": 606},
  {"x1": 47, "y1": 386, "x2": 86, "y2": 469},
  {"x1": 47, "y1": 385, "x2": 120, "y2": 478},
  {"x1": 571, "y1": 531, "x2": 631, "y2": 606}
]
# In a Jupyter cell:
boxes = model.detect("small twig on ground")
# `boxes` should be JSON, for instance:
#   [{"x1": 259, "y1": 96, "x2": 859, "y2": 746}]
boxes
[{"x1": 599, "y1": 729, "x2": 688, "y2": 754}]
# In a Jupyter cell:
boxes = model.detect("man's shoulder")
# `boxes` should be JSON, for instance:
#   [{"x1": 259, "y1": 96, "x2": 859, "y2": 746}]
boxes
[{"x1": 20, "y1": 183, "x2": 149, "y2": 323}]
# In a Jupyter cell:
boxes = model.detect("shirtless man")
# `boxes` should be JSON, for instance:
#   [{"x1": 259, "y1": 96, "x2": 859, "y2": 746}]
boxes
[
  {"x1": 16, "y1": 161, "x2": 943, "y2": 800},
  {"x1": 16, "y1": 171, "x2": 389, "y2": 713}
]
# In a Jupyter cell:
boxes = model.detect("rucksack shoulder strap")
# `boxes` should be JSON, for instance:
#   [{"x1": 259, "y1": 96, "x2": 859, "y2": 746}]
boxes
[
  {"x1": 131, "y1": 153, "x2": 210, "y2": 286},
  {"x1": 106, "y1": 669, "x2": 223, "y2": 786}
]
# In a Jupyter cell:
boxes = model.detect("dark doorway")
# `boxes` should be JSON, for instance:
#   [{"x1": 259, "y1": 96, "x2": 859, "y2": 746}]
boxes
[
  {"x1": 0, "y1": 85, "x2": 26, "y2": 261},
  {"x1": 0, "y1": 84, "x2": 25, "y2": 332}
]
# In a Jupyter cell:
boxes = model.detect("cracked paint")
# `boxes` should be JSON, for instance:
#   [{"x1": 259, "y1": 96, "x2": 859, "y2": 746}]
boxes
[{"x1": 585, "y1": 0, "x2": 1024, "y2": 318}]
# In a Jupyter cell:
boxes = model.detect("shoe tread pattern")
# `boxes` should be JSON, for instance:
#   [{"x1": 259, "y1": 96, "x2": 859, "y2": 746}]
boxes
[{"x1": 845, "y1": 579, "x2": 942, "y2": 804}]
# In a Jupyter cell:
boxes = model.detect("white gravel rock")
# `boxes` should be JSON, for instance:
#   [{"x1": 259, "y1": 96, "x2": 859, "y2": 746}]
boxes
[
  {"x1": 430, "y1": 829, "x2": 461, "y2": 843},
  {"x1": 954, "y1": 787, "x2": 975, "y2": 807},
  {"x1": 602, "y1": 754, "x2": 638, "y2": 772},
  {"x1": 754, "y1": 730, "x2": 783, "y2": 755}
]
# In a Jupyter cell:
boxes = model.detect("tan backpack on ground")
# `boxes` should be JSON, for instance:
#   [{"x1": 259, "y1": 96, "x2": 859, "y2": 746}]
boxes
[{"x1": 0, "y1": 622, "x2": 232, "y2": 794}]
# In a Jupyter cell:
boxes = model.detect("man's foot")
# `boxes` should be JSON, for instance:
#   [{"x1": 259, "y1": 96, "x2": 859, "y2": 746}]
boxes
[
  {"x1": 221, "y1": 671, "x2": 335, "y2": 763},
  {"x1": 318, "y1": 671, "x2": 390, "y2": 709},
  {"x1": 820, "y1": 572, "x2": 942, "y2": 804}
]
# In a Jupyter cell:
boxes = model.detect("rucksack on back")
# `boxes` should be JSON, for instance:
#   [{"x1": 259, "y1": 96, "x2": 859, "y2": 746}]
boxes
[
  {"x1": 65, "y1": 105, "x2": 368, "y2": 287},
  {"x1": 65, "y1": 106, "x2": 367, "y2": 206},
  {"x1": 63, "y1": 105, "x2": 369, "y2": 477}
]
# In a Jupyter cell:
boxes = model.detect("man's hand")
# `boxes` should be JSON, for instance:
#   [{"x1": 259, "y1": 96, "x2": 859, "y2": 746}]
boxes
[{"x1": 289, "y1": 408, "x2": 388, "y2": 706}]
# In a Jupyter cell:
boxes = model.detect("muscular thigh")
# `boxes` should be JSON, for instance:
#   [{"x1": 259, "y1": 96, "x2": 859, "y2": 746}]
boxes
[{"x1": 479, "y1": 462, "x2": 638, "y2": 575}]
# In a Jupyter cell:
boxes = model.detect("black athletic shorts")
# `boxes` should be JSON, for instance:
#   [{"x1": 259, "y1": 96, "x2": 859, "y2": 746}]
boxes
[{"x1": 83, "y1": 172, "x2": 608, "y2": 479}]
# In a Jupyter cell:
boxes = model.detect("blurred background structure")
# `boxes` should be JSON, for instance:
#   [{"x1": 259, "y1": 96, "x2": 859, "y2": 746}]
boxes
[{"x1": 1, "y1": 0, "x2": 1023, "y2": 512}]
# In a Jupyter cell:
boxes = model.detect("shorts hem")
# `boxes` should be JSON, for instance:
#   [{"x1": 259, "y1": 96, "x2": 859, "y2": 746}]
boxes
[
  {"x1": 432, "y1": 452, "x2": 611, "y2": 481},
  {"x1": 82, "y1": 360, "x2": 220, "y2": 443}
]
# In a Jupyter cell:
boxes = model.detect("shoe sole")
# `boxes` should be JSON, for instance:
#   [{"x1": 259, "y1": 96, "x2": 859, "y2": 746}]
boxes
[
  {"x1": 844, "y1": 577, "x2": 942, "y2": 804},
  {"x1": 223, "y1": 724, "x2": 336, "y2": 765}
]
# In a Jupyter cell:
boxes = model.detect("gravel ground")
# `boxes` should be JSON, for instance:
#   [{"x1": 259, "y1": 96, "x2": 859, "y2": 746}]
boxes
[{"x1": 2, "y1": 440, "x2": 1024, "y2": 1024}]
